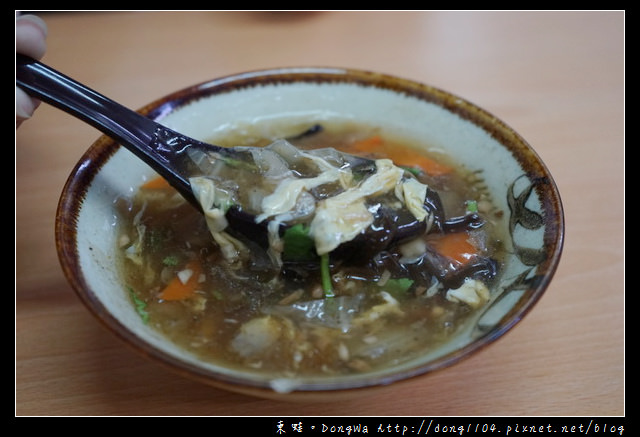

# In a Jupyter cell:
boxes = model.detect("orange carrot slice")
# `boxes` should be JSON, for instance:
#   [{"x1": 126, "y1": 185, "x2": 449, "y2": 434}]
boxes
[
  {"x1": 390, "y1": 151, "x2": 453, "y2": 177},
  {"x1": 429, "y1": 232, "x2": 478, "y2": 265},
  {"x1": 158, "y1": 260, "x2": 202, "y2": 301},
  {"x1": 140, "y1": 176, "x2": 172, "y2": 190},
  {"x1": 350, "y1": 135, "x2": 384, "y2": 153},
  {"x1": 348, "y1": 135, "x2": 453, "y2": 176}
]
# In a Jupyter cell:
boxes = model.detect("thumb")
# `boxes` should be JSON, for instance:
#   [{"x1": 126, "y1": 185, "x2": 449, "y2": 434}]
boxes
[{"x1": 16, "y1": 86, "x2": 40, "y2": 127}]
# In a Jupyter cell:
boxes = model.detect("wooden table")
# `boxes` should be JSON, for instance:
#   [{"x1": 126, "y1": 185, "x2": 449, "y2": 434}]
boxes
[{"x1": 16, "y1": 11, "x2": 624, "y2": 417}]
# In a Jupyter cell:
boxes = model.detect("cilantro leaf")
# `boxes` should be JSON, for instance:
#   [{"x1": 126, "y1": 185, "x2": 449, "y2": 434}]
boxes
[{"x1": 282, "y1": 223, "x2": 317, "y2": 261}]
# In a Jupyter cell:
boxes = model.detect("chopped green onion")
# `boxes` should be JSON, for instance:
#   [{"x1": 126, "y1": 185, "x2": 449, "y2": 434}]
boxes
[
  {"x1": 217, "y1": 198, "x2": 234, "y2": 214},
  {"x1": 162, "y1": 255, "x2": 179, "y2": 266},
  {"x1": 221, "y1": 156, "x2": 257, "y2": 171},
  {"x1": 128, "y1": 287, "x2": 149, "y2": 324},
  {"x1": 465, "y1": 200, "x2": 478, "y2": 213},
  {"x1": 380, "y1": 278, "x2": 414, "y2": 298},
  {"x1": 320, "y1": 253, "x2": 334, "y2": 298},
  {"x1": 401, "y1": 166, "x2": 423, "y2": 177}
]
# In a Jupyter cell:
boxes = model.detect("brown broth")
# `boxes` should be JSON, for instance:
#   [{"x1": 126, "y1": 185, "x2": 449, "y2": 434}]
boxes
[{"x1": 117, "y1": 123, "x2": 505, "y2": 377}]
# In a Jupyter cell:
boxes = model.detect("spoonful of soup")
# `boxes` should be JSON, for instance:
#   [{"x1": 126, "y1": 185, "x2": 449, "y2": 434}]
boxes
[{"x1": 16, "y1": 55, "x2": 439, "y2": 270}]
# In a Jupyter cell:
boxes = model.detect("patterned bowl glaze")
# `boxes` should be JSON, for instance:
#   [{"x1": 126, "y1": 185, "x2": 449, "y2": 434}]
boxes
[{"x1": 56, "y1": 67, "x2": 564, "y2": 399}]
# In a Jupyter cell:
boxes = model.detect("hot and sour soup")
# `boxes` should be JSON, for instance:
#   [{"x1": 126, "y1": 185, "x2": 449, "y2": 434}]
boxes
[{"x1": 116, "y1": 123, "x2": 506, "y2": 378}]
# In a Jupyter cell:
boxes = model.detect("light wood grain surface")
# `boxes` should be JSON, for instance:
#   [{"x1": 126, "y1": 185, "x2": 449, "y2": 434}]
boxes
[{"x1": 16, "y1": 11, "x2": 624, "y2": 417}]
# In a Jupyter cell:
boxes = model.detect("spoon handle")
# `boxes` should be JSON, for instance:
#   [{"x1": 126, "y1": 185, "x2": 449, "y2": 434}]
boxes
[{"x1": 16, "y1": 54, "x2": 198, "y2": 204}]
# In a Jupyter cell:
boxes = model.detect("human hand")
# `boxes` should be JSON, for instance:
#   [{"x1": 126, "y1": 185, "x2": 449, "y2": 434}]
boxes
[{"x1": 16, "y1": 13, "x2": 48, "y2": 128}]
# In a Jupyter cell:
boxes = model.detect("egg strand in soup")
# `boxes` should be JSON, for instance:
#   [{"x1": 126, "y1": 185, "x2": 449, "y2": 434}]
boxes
[{"x1": 117, "y1": 123, "x2": 505, "y2": 377}]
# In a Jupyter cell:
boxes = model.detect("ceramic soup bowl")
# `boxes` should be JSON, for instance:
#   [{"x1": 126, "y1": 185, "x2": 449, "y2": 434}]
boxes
[{"x1": 56, "y1": 67, "x2": 564, "y2": 399}]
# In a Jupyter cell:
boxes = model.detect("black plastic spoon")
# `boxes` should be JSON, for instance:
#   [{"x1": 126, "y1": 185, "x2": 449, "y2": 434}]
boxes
[{"x1": 16, "y1": 54, "x2": 428, "y2": 254}]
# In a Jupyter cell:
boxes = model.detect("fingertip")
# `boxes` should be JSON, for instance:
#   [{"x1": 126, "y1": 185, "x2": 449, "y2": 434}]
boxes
[
  {"x1": 16, "y1": 14, "x2": 48, "y2": 37},
  {"x1": 16, "y1": 14, "x2": 48, "y2": 60}
]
